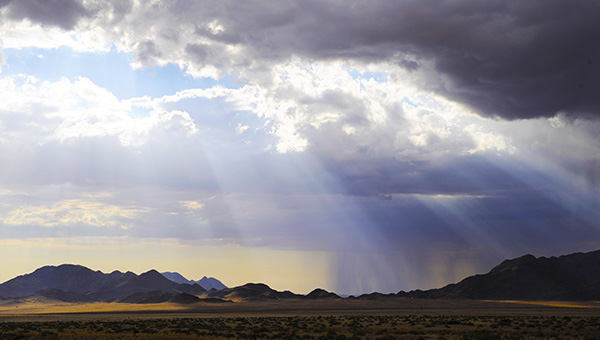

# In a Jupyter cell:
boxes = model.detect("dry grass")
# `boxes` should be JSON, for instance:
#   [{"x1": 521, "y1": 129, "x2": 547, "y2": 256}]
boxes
[
  {"x1": 2, "y1": 298, "x2": 600, "y2": 339},
  {"x1": 2, "y1": 313, "x2": 600, "y2": 339}
]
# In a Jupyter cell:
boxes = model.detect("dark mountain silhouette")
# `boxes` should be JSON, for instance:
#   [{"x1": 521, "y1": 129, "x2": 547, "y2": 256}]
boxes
[
  {"x1": 397, "y1": 250, "x2": 600, "y2": 300},
  {"x1": 161, "y1": 271, "x2": 227, "y2": 290},
  {"x1": 36, "y1": 288, "x2": 88, "y2": 302},
  {"x1": 4, "y1": 249, "x2": 600, "y2": 304},
  {"x1": 204, "y1": 283, "x2": 302, "y2": 301},
  {"x1": 116, "y1": 291, "x2": 176, "y2": 304},
  {"x1": 117, "y1": 291, "x2": 203, "y2": 304},
  {"x1": 0, "y1": 264, "x2": 333, "y2": 303},
  {"x1": 356, "y1": 292, "x2": 397, "y2": 300},
  {"x1": 0, "y1": 264, "x2": 205, "y2": 302},
  {"x1": 197, "y1": 276, "x2": 227, "y2": 290},
  {"x1": 168, "y1": 293, "x2": 204, "y2": 304},
  {"x1": 0, "y1": 264, "x2": 135, "y2": 298},
  {"x1": 160, "y1": 272, "x2": 192, "y2": 285},
  {"x1": 81, "y1": 269, "x2": 206, "y2": 302},
  {"x1": 306, "y1": 288, "x2": 340, "y2": 299}
]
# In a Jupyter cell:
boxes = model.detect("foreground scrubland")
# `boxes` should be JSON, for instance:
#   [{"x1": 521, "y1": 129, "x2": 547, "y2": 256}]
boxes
[{"x1": 2, "y1": 313, "x2": 600, "y2": 340}]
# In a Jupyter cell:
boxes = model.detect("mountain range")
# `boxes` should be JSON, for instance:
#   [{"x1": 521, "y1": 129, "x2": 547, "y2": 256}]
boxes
[
  {"x1": 0, "y1": 264, "x2": 338, "y2": 303},
  {"x1": 161, "y1": 271, "x2": 227, "y2": 290},
  {"x1": 2, "y1": 249, "x2": 600, "y2": 303},
  {"x1": 397, "y1": 250, "x2": 600, "y2": 301},
  {"x1": 0, "y1": 265, "x2": 208, "y2": 303}
]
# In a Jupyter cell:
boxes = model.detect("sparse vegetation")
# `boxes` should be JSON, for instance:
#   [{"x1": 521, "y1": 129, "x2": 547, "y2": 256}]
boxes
[{"x1": 2, "y1": 314, "x2": 600, "y2": 339}]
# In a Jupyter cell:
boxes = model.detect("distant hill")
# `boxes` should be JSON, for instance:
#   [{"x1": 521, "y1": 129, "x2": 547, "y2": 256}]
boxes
[
  {"x1": 0, "y1": 264, "x2": 135, "y2": 298},
  {"x1": 115, "y1": 291, "x2": 229, "y2": 304},
  {"x1": 199, "y1": 284, "x2": 340, "y2": 302},
  {"x1": 398, "y1": 250, "x2": 600, "y2": 300},
  {"x1": 306, "y1": 288, "x2": 340, "y2": 299},
  {"x1": 0, "y1": 264, "x2": 205, "y2": 302},
  {"x1": 203, "y1": 283, "x2": 302, "y2": 301},
  {"x1": 4, "y1": 249, "x2": 600, "y2": 304},
  {"x1": 0, "y1": 264, "x2": 338, "y2": 303},
  {"x1": 161, "y1": 272, "x2": 227, "y2": 290}
]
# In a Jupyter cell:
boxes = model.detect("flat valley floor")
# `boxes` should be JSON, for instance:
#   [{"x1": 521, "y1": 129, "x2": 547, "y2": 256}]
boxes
[{"x1": 2, "y1": 298, "x2": 600, "y2": 339}]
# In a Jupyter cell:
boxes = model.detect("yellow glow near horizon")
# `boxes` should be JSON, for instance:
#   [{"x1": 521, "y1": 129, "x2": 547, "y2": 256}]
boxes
[{"x1": 0, "y1": 238, "x2": 333, "y2": 294}]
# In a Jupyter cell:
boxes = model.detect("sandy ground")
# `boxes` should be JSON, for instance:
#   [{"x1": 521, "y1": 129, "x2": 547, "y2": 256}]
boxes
[{"x1": 2, "y1": 297, "x2": 600, "y2": 322}]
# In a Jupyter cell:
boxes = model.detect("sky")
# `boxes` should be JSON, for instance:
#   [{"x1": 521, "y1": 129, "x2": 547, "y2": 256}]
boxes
[{"x1": 0, "y1": 0, "x2": 599, "y2": 295}]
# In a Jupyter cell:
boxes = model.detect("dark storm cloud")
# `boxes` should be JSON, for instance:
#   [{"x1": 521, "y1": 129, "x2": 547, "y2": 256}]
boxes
[
  {"x1": 200, "y1": 146, "x2": 539, "y2": 201},
  {"x1": 4, "y1": 0, "x2": 598, "y2": 119},
  {"x1": 314, "y1": 155, "x2": 525, "y2": 198},
  {"x1": 178, "y1": 0, "x2": 600, "y2": 119},
  {"x1": 136, "y1": 40, "x2": 162, "y2": 66},
  {"x1": 2, "y1": 0, "x2": 93, "y2": 30}
]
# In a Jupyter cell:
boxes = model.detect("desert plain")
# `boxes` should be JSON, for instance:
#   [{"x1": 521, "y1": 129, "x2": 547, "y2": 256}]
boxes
[{"x1": 2, "y1": 297, "x2": 600, "y2": 339}]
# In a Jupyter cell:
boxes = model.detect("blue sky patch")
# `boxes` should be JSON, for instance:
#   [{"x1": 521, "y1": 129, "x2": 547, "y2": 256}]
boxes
[{"x1": 2, "y1": 46, "x2": 239, "y2": 100}]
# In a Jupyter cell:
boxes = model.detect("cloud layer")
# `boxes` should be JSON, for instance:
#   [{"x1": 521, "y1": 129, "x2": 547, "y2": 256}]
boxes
[
  {"x1": 1, "y1": 0, "x2": 600, "y2": 294},
  {"x1": 3, "y1": 0, "x2": 599, "y2": 119}
]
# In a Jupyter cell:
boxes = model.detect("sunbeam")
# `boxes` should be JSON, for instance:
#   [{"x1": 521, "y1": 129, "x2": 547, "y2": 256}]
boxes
[{"x1": 1, "y1": 0, "x2": 600, "y2": 296}]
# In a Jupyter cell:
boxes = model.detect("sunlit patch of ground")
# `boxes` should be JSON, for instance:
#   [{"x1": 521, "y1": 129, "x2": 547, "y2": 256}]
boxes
[
  {"x1": 2, "y1": 298, "x2": 600, "y2": 339},
  {"x1": 493, "y1": 300, "x2": 600, "y2": 308},
  {"x1": 2, "y1": 297, "x2": 600, "y2": 319},
  {"x1": 0, "y1": 297, "x2": 188, "y2": 315}
]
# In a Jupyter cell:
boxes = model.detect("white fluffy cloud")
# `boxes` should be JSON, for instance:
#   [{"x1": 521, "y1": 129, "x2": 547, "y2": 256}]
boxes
[
  {"x1": 2, "y1": 0, "x2": 600, "y2": 120},
  {"x1": 0, "y1": 74, "x2": 198, "y2": 147},
  {"x1": 1, "y1": 0, "x2": 593, "y2": 165},
  {"x1": 2, "y1": 0, "x2": 600, "y2": 294}
]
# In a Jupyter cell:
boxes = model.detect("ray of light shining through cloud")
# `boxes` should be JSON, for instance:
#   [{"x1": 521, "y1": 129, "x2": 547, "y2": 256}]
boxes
[{"x1": 0, "y1": 0, "x2": 599, "y2": 295}]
